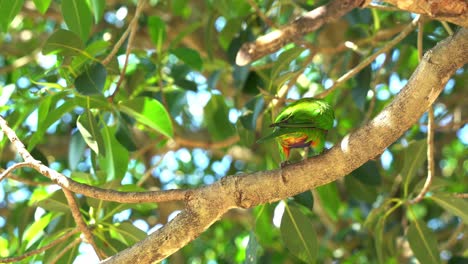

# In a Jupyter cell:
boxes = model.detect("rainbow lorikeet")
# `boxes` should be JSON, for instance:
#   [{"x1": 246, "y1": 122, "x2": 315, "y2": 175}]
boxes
[{"x1": 257, "y1": 98, "x2": 334, "y2": 167}]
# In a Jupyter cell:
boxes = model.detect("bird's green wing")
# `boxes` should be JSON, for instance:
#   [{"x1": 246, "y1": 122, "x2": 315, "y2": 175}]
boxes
[{"x1": 272, "y1": 98, "x2": 334, "y2": 130}]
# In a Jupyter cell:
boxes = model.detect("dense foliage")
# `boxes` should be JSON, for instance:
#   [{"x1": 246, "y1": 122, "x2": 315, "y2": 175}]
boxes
[{"x1": 0, "y1": 0, "x2": 466, "y2": 263}]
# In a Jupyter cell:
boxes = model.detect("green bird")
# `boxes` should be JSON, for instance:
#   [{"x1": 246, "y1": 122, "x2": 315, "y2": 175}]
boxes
[{"x1": 257, "y1": 98, "x2": 334, "y2": 167}]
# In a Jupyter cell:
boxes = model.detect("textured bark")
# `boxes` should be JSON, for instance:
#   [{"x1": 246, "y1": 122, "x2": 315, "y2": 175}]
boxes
[
  {"x1": 103, "y1": 28, "x2": 468, "y2": 264},
  {"x1": 236, "y1": 0, "x2": 366, "y2": 66},
  {"x1": 383, "y1": 0, "x2": 468, "y2": 27}
]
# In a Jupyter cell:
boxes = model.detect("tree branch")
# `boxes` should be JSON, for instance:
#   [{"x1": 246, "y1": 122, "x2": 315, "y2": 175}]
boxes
[
  {"x1": 103, "y1": 27, "x2": 468, "y2": 264},
  {"x1": 0, "y1": 118, "x2": 187, "y2": 203},
  {"x1": 235, "y1": 0, "x2": 366, "y2": 66},
  {"x1": 315, "y1": 15, "x2": 420, "y2": 98},
  {"x1": 0, "y1": 229, "x2": 79, "y2": 263},
  {"x1": 382, "y1": 0, "x2": 467, "y2": 27}
]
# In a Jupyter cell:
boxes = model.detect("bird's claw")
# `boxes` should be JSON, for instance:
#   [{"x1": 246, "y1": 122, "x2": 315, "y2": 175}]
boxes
[{"x1": 280, "y1": 161, "x2": 291, "y2": 168}]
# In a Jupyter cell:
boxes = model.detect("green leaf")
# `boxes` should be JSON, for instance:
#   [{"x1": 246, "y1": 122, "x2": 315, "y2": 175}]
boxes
[
  {"x1": 33, "y1": 0, "x2": 52, "y2": 14},
  {"x1": 98, "y1": 124, "x2": 129, "y2": 181},
  {"x1": 239, "y1": 95, "x2": 264, "y2": 131},
  {"x1": 171, "y1": 47, "x2": 203, "y2": 71},
  {"x1": 69, "y1": 130, "x2": 87, "y2": 170},
  {"x1": 244, "y1": 231, "x2": 259, "y2": 264},
  {"x1": 115, "y1": 118, "x2": 137, "y2": 152},
  {"x1": 77, "y1": 110, "x2": 105, "y2": 155},
  {"x1": 315, "y1": 182, "x2": 340, "y2": 221},
  {"x1": 352, "y1": 65, "x2": 371, "y2": 111},
  {"x1": 109, "y1": 222, "x2": 147, "y2": 246},
  {"x1": 71, "y1": 40, "x2": 110, "y2": 73},
  {"x1": 0, "y1": 0, "x2": 24, "y2": 32},
  {"x1": 430, "y1": 193, "x2": 468, "y2": 225},
  {"x1": 352, "y1": 160, "x2": 382, "y2": 186},
  {"x1": 89, "y1": 0, "x2": 105, "y2": 23},
  {"x1": 43, "y1": 29, "x2": 85, "y2": 56},
  {"x1": 204, "y1": 94, "x2": 236, "y2": 141},
  {"x1": 28, "y1": 92, "x2": 75, "y2": 149},
  {"x1": 345, "y1": 174, "x2": 378, "y2": 203},
  {"x1": 119, "y1": 97, "x2": 173, "y2": 138},
  {"x1": 74, "y1": 63, "x2": 107, "y2": 95},
  {"x1": 292, "y1": 191, "x2": 314, "y2": 209},
  {"x1": 23, "y1": 213, "x2": 55, "y2": 249},
  {"x1": 407, "y1": 218, "x2": 441, "y2": 264},
  {"x1": 61, "y1": 0, "x2": 93, "y2": 41},
  {"x1": 148, "y1": 16, "x2": 167, "y2": 52},
  {"x1": 281, "y1": 204, "x2": 318, "y2": 263},
  {"x1": 401, "y1": 140, "x2": 427, "y2": 197},
  {"x1": 271, "y1": 46, "x2": 305, "y2": 80},
  {"x1": 36, "y1": 191, "x2": 70, "y2": 213}
]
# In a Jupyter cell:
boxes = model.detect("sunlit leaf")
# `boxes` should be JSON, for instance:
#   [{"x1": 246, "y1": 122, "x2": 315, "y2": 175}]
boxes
[
  {"x1": 61, "y1": 0, "x2": 93, "y2": 41},
  {"x1": 33, "y1": 0, "x2": 52, "y2": 14},
  {"x1": 171, "y1": 47, "x2": 203, "y2": 71},
  {"x1": 407, "y1": 218, "x2": 441, "y2": 264},
  {"x1": 280, "y1": 204, "x2": 318, "y2": 263},
  {"x1": 98, "y1": 124, "x2": 129, "y2": 181},
  {"x1": 430, "y1": 193, "x2": 468, "y2": 225},
  {"x1": 271, "y1": 46, "x2": 305, "y2": 80},
  {"x1": 119, "y1": 97, "x2": 173, "y2": 138},
  {"x1": 89, "y1": 0, "x2": 105, "y2": 23},
  {"x1": 23, "y1": 213, "x2": 55, "y2": 249},
  {"x1": 43, "y1": 29, "x2": 85, "y2": 56},
  {"x1": 28, "y1": 92, "x2": 76, "y2": 149},
  {"x1": 148, "y1": 16, "x2": 167, "y2": 52},
  {"x1": 0, "y1": 0, "x2": 24, "y2": 32},
  {"x1": 245, "y1": 231, "x2": 259, "y2": 264},
  {"x1": 77, "y1": 110, "x2": 105, "y2": 155},
  {"x1": 401, "y1": 140, "x2": 427, "y2": 197},
  {"x1": 109, "y1": 222, "x2": 147, "y2": 246},
  {"x1": 69, "y1": 130, "x2": 87, "y2": 170}
]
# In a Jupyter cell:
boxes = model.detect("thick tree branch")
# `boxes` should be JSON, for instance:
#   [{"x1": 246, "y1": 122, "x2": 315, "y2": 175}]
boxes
[
  {"x1": 103, "y1": 28, "x2": 468, "y2": 264},
  {"x1": 382, "y1": 0, "x2": 467, "y2": 27},
  {"x1": 236, "y1": 0, "x2": 366, "y2": 66}
]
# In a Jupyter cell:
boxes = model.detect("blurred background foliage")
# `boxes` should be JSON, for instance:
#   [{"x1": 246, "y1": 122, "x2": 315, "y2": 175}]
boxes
[{"x1": 0, "y1": 0, "x2": 467, "y2": 263}]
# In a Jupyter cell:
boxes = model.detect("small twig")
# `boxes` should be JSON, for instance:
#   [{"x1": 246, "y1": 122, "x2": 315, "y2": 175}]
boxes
[
  {"x1": 0, "y1": 229, "x2": 79, "y2": 263},
  {"x1": 441, "y1": 21, "x2": 454, "y2": 36},
  {"x1": 0, "y1": 52, "x2": 37, "y2": 74},
  {"x1": 174, "y1": 135, "x2": 240, "y2": 149},
  {"x1": 315, "y1": 15, "x2": 420, "y2": 98},
  {"x1": 110, "y1": 0, "x2": 146, "y2": 100},
  {"x1": 246, "y1": 0, "x2": 277, "y2": 28},
  {"x1": 455, "y1": 193, "x2": 468, "y2": 198},
  {"x1": 367, "y1": 3, "x2": 399, "y2": 11},
  {"x1": 0, "y1": 162, "x2": 32, "y2": 182},
  {"x1": 62, "y1": 189, "x2": 107, "y2": 260},
  {"x1": 4, "y1": 172, "x2": 52, "y2": 186},
  {"x1": 137, "y1": 154, "x2": 165, "y2": 187},
  {"x1": 49, "y1": 237, "x2": 82, "y2": 264},
  {"x1": 0, "y1": 115, "x2": 187, "y2": 203},
  {"x1": 442, "y1": 223, "x2": 465, "y2": 250},
  {"x1": 410, "y1": 20, "x2": 435, "y2": 204}
]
